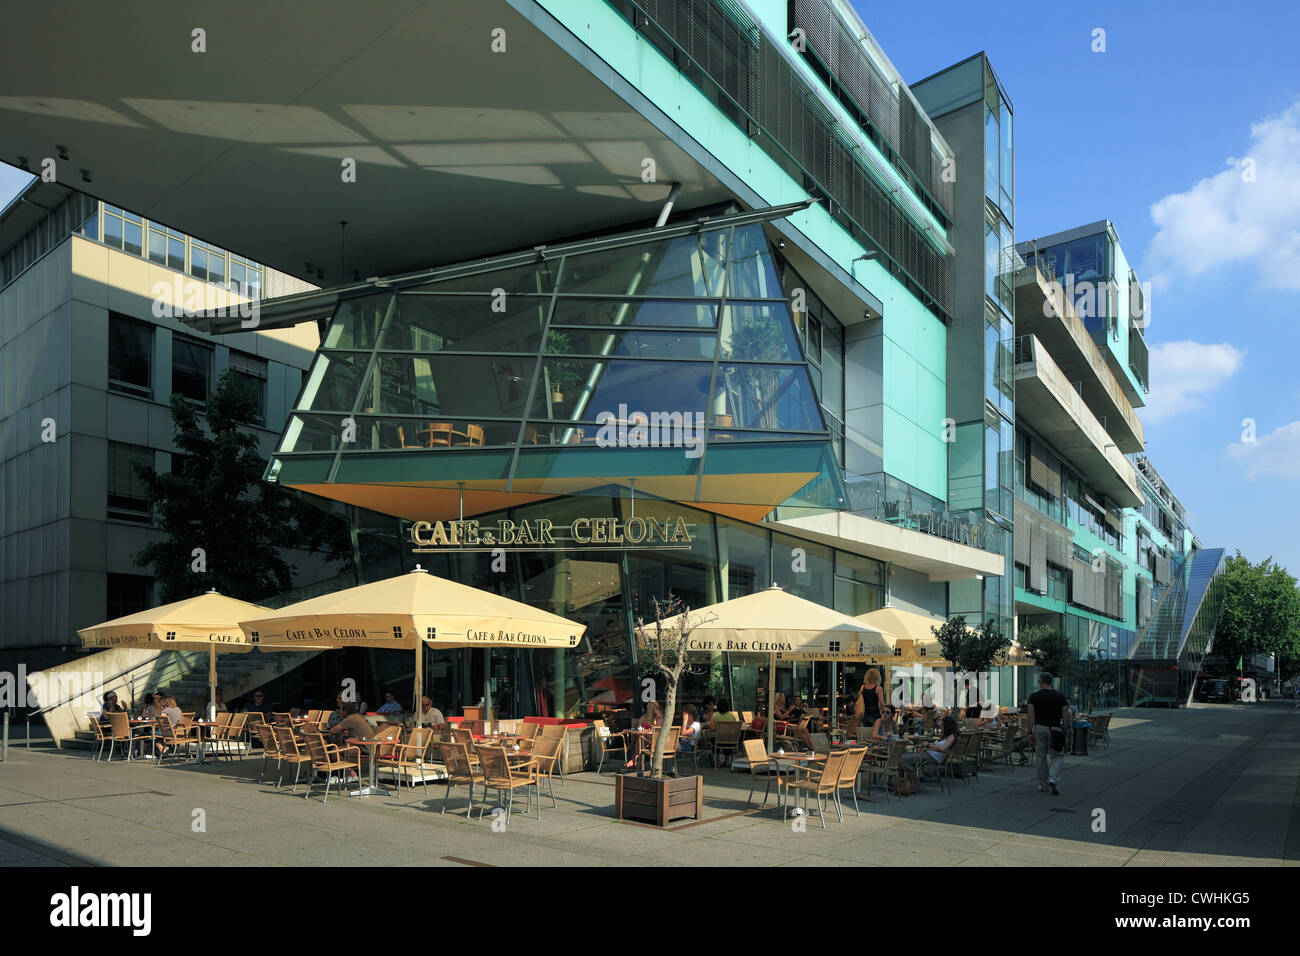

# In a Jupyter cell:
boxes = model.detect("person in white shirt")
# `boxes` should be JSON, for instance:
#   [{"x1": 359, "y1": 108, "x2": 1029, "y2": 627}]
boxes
[
  {"x1": 678, "y1": 704, "x2": 702, "y2": 750},
  {"x1": 410, "y1": 697, "x2": 445, "y2": 726}
]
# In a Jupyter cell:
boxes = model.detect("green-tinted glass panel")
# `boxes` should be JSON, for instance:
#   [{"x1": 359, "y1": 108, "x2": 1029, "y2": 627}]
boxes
[
  {"x1": 557, "y1": 233, "x2": 725, "y2": 297},
  {"x1": 720, "y1": 304, "x2": 802, "y2": 362},
  {"x1": 299, "y1": 351, "x2": 368, "y2": 412},
  {"x1": 835, "y1": 578, "x2": 883, "y2": 616},
  {"x1": 835, "y1": 550, "x2": 883, "y2": 585},
  {"x1": 713, "y1": 364, "x2": 823, "y2": 432},
  {"x1": 550, "y1": 298, "x2": 716, "y2": 328},
  {"x1": 726, "y1": 224, "x2": 784, "y2": 298},
  {"x1": 985, "y1": 105, "x2": 999, "y2": 207},
  {"x1": 387, "y1": 294, "x2": 546, "y2": 353},
  {"x1": 323, "y1": 293, "x2": 390, "y2": 350},
  {"x1": 367, "y1": 354, "x2": 536, "y2": 418},
  {"x1": 281, "y1": 414, "x2": 343, "y2": 453},
  {"x1": 545, "y1": 327, "x2": 715, "y2": 360},
  {"x1": 529, "y1": 358, "x2": 713, "y2": 421},
  {"x1": 716, "y1": 517, "x2": 770, "y2": 599},
  {"x1": 420, "y1": 261, "x2": 555, "y2": 294},
  {"x1": 772, "y1": 531, "x2": 832, "y2": 605}
]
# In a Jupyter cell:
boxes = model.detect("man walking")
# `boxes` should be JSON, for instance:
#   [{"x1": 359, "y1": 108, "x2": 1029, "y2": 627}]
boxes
[{"x1": 1026, "y1": 672, "x2": 1071, "y2": 796}]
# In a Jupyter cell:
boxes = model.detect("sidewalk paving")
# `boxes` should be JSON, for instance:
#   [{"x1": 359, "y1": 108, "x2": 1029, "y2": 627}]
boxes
[{"x1": 2, "y1": 701, "x2": 1298, "y2": 867}]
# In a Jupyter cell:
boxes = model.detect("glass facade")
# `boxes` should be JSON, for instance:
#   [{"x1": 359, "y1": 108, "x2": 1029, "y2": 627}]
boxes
[
  {"x1": 333, "y1": 493, "x2": 894, "y2": 720},
  {"x1": 269, "y1": 219, "x2": 847, "y2": 513}
]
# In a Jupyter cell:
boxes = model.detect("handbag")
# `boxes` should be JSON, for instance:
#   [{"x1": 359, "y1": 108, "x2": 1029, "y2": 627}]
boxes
[
  {"x1": 1049, "y1": 727, "x2": 1066, "y2": 753},
  {"x1": 897, "y1": 772, "x2": 915, "y2": 796}
]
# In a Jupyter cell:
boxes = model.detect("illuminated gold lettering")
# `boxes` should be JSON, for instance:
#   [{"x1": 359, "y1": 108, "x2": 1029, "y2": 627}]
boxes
[
  {"x1": 537, "y1": 519, "x2": 554, "y2": 544},
  {"x1": 571, "y1": 518, "x2": 591, "y2": 544},
  {"x1": 624, "y1": 517, "x2": 646, "y2": 543},
  {"x1": 591, "y1": 519, "x2": 608, "y2": 544}
]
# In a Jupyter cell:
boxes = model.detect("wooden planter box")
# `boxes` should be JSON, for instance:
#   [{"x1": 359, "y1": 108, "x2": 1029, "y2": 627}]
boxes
[{"x1": 614, "y1": 774, "x2": 703, "y2": 826}]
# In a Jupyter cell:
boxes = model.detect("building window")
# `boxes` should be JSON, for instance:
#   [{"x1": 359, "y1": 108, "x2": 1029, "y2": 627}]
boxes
[
  {"x1": 172, "y1": 335, "x2": 211, "y2": 403},
  {"x1": 229, "y1": 352, "x2": 268, "y2": 425},
  {"x1": 108, "y1": 442, "x2": 153, "y2": 523},
  {"x1": 107, "y1": 573, "x2": 153, "y2": 620},
  {"x1": 108, "y1": 313, "x2": 153, "y2": 397}
]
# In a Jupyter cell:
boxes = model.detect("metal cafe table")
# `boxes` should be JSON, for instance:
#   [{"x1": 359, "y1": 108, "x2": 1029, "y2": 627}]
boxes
[{"x1": 347, "y1": 737, "x2": 394, "y2": 797}]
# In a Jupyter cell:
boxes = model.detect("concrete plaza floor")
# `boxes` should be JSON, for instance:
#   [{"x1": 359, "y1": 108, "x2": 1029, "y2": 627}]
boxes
[{"x1": 2, "y1": 700, "x2": 1298, "y2": 867}]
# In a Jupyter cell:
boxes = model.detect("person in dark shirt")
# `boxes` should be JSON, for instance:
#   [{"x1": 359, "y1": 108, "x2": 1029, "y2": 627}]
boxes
[{"x1": 1026, "y1": 672, "x2": 1072, "y2": 795}]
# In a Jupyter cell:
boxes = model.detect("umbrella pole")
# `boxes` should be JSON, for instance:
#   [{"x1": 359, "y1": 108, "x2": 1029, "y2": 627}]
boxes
[
  {"x1": 766, "y1": 653, "x2": 775, "y2": 753},
  {"x1": 208, "y1": 647, "x2": 217, "y2": 721},
  {"x1": 413, "y1": 638, "x2": 423, "y2": 728}
]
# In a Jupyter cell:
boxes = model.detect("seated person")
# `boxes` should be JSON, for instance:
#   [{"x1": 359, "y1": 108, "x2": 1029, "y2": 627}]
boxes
[
  {"x1": 771, "y1": 693, "x2": 791, "y2": 733},
  {"x1": 325, "y1": 704, "x2": 374, "y2": 741},
  {"x1": 713, "y1": 699, "x2": 737, "y2": 727},
  {"x1": 786, "y1": 696, "x2": 807, "y2": 722},
  {"x1": 211, "y1": 690, "x2": 229, "y2": 714},
  {"x1": 900, "y1": 716, "x2": 959, "y2": 780},
  {"x1": 699, "y1": 696, "x2": 716, "y2": 731},
  {"x1": 160, "y1": 695, "x2": 184, "y2": 728},
  {"x1": 97, "y1": 691, "x2": 125, "y2": 725},
  {"x1": 870, "y1": 706, "x2": 899, "y2": 741},
  {"x1": 326, "y1": 692, "x2": 346, "y2": 727},
  {"x1": 138, "y1": 693, "x2": 160, "y2": 720},
  {"x1": 410, "y1": 696, "x2": 445, "y2": 726},
  {"x1": 639, "y1": 700, "x2": 663, "y2": 730},
  {"x1": 678, "y1": 704, "x2": 702, "y2": 750},
  {"x1": 243, "y1": 690, "x2": 271, "y2": 716},
  {"x1": 977, "y1": 700, "x2": 1001, "y2": 729},
  {"x1": 376, "y1": 691, "x2": 403, "y2": 715}
]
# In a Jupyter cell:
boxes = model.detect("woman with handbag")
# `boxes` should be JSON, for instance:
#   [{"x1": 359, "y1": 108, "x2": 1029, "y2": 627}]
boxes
[{"x1": 858, "y1": 668, "x2": 885, "y2": 729}]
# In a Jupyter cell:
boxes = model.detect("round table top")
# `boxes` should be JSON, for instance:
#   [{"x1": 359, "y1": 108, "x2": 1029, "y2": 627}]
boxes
[{"x1": 347, "y1": 737, "x2": 389, "y2": 746}]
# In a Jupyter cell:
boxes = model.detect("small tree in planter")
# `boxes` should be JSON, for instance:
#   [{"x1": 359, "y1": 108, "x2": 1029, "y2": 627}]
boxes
[{"x1": 635, "y1": 594, "x2": 716, "y2": 778}]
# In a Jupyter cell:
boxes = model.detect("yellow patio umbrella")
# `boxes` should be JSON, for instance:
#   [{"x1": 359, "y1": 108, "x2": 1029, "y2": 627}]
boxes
[
  {"x1": 638, "y1": 585, "x2": 890, "y2": 750},
  {"x1": 855, "y1": 606, "x2": 956, "y2": 663},
  {"x1": 77, "y1": 589, "x2": 269, "y2": 719},
  {"x1": 239, "y1": 566, "x2": 586, "y2": 725}
]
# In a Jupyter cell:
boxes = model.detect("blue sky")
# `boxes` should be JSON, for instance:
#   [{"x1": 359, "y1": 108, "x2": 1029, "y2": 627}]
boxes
[
  {"x1": 856, "y1": 0, "x2": 1300, "y2": 574},
  {"x1": 2, "y1": 0, "x2": 1296, "y2": 575}
]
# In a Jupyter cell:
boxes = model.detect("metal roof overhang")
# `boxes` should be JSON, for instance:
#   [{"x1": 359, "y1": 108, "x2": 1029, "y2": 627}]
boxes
[
  {"x1": 0, "y1": 0, "x2": 733, "y2": 287},
  {"x1": 188, "y1": 200, "x2": 815, "y2": 335}
]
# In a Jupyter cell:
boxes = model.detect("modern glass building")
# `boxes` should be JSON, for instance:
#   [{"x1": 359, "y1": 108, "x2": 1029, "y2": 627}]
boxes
[
  {"x1": 912, "y1": 54, "x2": 1018, "y2": 642},
  {"x1": 1010, "y1": 220, "x2": 1225, "y2": 706}
]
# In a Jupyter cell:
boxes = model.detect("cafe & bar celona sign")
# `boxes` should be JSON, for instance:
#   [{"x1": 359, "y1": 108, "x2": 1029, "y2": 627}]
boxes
[{"x1": 410, "y1": 515, "x2": 694, "y2": 552}]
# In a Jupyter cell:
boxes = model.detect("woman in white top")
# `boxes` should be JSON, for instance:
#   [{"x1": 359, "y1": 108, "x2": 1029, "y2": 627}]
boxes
[{"x1": 678, "y1": 704, "x2": 702, "y2": 750}]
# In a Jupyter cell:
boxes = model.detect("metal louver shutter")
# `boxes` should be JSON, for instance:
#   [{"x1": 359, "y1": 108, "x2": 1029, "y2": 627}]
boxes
[
  {"x1": 1014, "y1": 501, "x2": 1032, "y2": 564},
  {"x1": 1028, "y1": 443, "x2": 1061, "y2": 498},
  {"x1": 1030, "y1": 524, "x2": 1048, "y2": 593}
]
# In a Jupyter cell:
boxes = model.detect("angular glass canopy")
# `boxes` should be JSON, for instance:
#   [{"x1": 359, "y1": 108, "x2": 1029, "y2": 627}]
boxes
[{"x1": 268, "y1": 208, "x2": 848, "y2": 523}]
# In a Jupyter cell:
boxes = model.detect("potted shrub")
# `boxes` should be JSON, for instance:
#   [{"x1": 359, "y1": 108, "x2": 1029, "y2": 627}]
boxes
[
  {"x1": 545, "y1": 330, "x2": 583, "y2": 405},
  {"x1": 614, "y1": 595, "x2": 713, "y2": 826}
]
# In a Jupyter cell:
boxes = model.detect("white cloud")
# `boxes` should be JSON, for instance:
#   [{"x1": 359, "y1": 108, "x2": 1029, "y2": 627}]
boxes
[
  {"x1": 1145, "y1": 100, "x2": 1300, "y2": 291},
  {"x1": 1226, "y1": 420, "x2": 1300, "y2": 480},
  {"x1": 1143, "y1": 340, "x2": 1244, "y2": 424}
]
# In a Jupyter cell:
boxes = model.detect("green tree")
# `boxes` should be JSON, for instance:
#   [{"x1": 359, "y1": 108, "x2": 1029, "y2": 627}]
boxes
[
  {"x1": 931, "y1": 616, "x2": 1011, "y2": 707},
  {"x1": 1019, "y1": 624, "x2": 1070, "y2": 676},
  {"x1": 931, "y1": 614, "x2": 969, "y2": 670},
  {"x1": 133, "y1": 371, "x2": 351, "y2": 603},
  {"x1": 1213, "y1": 552, "x2": 1300, "y2": 672},
  {"x1": 1062, "y1": 653, "x2": 1121, "y2": 711},
  {"x1": 960, "y1": 618, "x2": 1013, "y2": 675}
]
